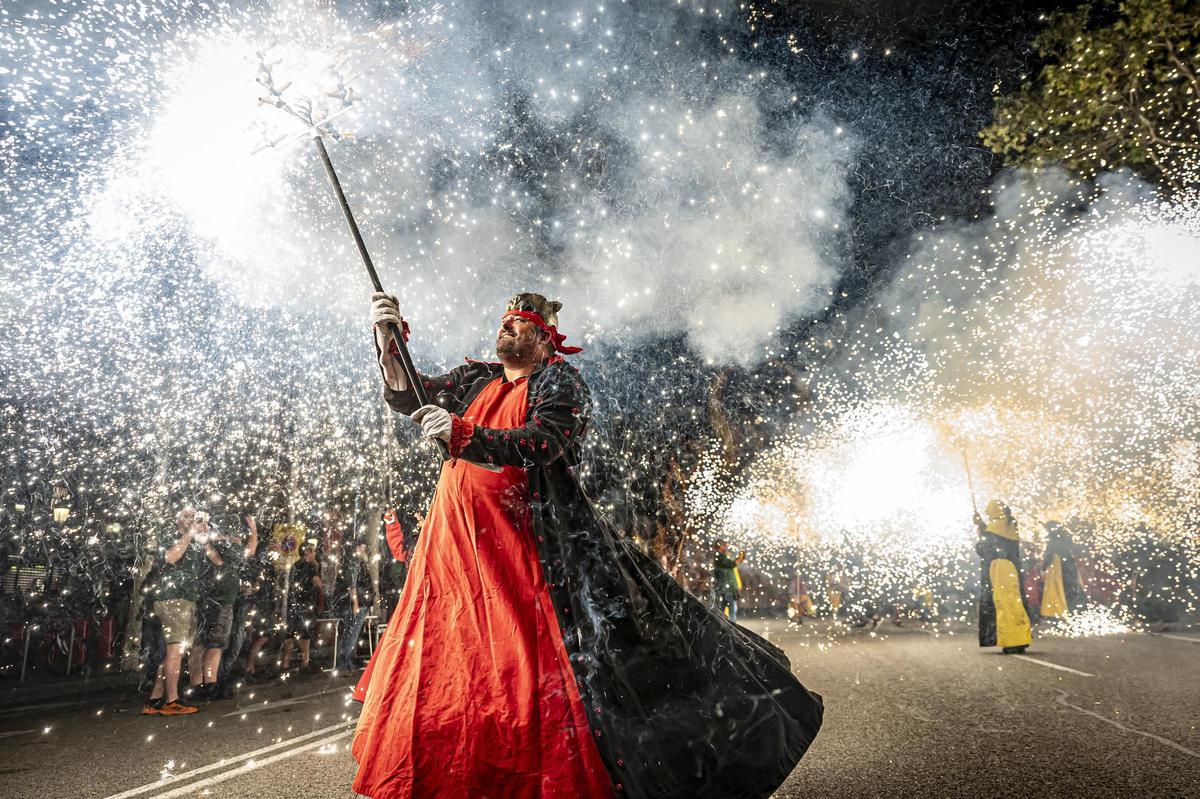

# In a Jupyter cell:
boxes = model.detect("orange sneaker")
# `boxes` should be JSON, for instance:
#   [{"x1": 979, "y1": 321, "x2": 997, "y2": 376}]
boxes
[
  {"x1": 141, "y1": 700, "x2": 165, "y2": 715},
  {"x1": 159, "y1": 701, "x2": 199, "y2": 716}
]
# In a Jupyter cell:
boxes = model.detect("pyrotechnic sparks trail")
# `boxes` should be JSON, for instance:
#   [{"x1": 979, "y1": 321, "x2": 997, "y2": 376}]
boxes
[
  {"x1": 0, "y1": 0, "x2": 1197, "y2": 663},
  {"x1": 1038, "y1": 605, "x2": 1133, "y2": 638}
]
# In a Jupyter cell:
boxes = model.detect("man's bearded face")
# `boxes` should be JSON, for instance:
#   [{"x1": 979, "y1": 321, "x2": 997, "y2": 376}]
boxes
[{"x1": 495, "y1": 315, "x2": 546, "y2": 363}]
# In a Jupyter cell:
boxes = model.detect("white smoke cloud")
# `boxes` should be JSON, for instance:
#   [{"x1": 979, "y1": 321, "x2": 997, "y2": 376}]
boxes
[{"x1": 126, "y1": 0, "x2": 852, "y2": 365}]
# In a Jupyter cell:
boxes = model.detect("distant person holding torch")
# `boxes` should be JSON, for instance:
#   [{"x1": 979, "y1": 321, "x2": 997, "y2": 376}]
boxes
[{"x1": 974, "y1": 500, "x2": 1032, "y2": 654}]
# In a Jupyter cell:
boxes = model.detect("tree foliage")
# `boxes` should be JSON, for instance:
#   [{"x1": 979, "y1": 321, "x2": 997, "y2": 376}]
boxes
[{"x1": 981, "y1": 0, "x2": 1200, "y2": 189}]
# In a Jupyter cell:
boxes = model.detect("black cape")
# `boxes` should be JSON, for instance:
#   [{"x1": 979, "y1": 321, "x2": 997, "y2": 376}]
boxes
[
  {"x1": 1043, "y1": 536, "x2": 1086, "y2": 613},
  {"x1": 382, "y1": 355, "x2": 823, "y2": 799},
  {"x1": 975, "y1": 530, "x2": 1030, "y2": 647}
]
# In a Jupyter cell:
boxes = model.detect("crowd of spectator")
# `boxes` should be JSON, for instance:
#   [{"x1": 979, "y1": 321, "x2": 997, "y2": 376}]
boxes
[{"x1": 138, "y1": 507, "x2": 403, "y2": 716}]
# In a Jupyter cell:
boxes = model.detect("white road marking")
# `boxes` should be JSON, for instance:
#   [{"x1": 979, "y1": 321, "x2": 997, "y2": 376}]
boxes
[
  {"x1": 147, "y1": 727, "x2": 355, "y2": 798},
  {"x1": 101, "y1": 720, "x2": 354, "y2": 799},
  {"x1": 221, "y1": 696, "x2": 312, "y2": 717},
  {"x1": 1055, "y1": 690, "x2": 1200, "y2": 760},
  {"x1": 1150, "y1": 632, "x2": 1200, "y2": 645},
  {"x1": 1011, "y1": 654, "x2": 1094, "y2": 677},
  {"x1": 0, "y1": 728, "x2": 38, "y2": 738},
  {"x1": 0, "y1": 698, "x2": 90, "y2": 717},
  {"x1": 221, "y1": 685, "x2": 349, "y2": 717}
]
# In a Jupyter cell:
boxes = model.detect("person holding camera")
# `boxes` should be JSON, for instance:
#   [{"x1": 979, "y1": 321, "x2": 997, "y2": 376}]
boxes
[
  {"x1": 187, "y1": 517, "x2": 245, "y2": 700},
  {"x1": 143, "y1": 508, "x2": 213, "y2": 715}
]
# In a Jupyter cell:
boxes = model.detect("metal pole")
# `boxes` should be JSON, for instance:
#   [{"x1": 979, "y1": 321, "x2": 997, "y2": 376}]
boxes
[
  {"x1": 312, "y1": 143, "x2": 420, "y2": 373},
  {"x1": 327, "y1": 619, "x2": 339, "y2": 673},
  {"x1": 309, "y1": 136, "x2": 448, "y2": 460},
  {"x1": 20, "y1": 627, "x2": 31, "y2": 682}
]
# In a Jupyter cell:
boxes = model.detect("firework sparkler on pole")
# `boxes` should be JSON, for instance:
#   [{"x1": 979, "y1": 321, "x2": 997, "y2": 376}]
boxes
[
  {"x1": 252, "y1": 49, "x2": 449, "y2": 461},
  {"x1": 961, "y1": 449, "x2": 979, "y2": 517}
]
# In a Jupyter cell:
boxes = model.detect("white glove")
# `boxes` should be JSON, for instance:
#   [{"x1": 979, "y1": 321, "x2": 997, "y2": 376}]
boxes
[
  {"x1": 371, "y1": 292, "x2": 404, "y2": 330},
  {"x1": 371, "y1": 292, "x2": 408, "y2": 391},
  {"x1": 410, "y1": 404, "x2": 453, "y2": 442}
]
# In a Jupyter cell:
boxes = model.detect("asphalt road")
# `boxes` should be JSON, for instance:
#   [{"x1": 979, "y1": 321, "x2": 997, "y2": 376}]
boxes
[{"x1": 1, "y1": 621, "x2": 1197, "y2": 799}]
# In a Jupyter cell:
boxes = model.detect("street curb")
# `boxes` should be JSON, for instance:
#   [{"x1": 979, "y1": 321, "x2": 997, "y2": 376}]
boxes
[{"x1": 0, "y1": 671, "x2": 142, "y2": 711}]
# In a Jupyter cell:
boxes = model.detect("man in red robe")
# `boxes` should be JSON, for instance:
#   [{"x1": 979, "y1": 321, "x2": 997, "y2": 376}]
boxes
[{"x1": 352, "y1": 293, "x2": 822, "y2": 799}]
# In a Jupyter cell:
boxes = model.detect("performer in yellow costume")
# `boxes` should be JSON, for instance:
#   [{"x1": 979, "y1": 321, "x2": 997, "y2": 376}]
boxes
[
  {"x1": 1040, "y1": 521, "x2": 1086, "y2": 618},
  {"x1": 973, "y1": 501, "x2": 1032, "y2": 653}
]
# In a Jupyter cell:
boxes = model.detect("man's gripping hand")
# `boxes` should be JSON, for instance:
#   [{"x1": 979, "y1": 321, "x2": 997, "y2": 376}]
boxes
[
  {"x1": 410, "y1": 405, "x2": 453, "y2": 442},
  {"x1": 371, "y1": 292, "x2": 405, "y2": 331},
  {"x1": 410, "y1": 405, "x2": 501, "y2": 472}
]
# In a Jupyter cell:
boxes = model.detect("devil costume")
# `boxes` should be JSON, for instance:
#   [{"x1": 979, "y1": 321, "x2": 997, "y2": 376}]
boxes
[{"x1": 351, "y1": 296, "x2": 823, "y2": 799}]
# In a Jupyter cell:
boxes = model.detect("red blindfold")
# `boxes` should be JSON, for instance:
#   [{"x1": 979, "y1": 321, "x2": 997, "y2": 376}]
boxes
[{"x1": 503, "y1": 311, "x2": 583, "y2": 355}]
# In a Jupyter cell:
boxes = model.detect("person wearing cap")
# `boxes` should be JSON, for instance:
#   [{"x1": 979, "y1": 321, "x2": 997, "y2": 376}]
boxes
[{"x1": 350, "y1": 292, "x2": 823, "y2": 799}]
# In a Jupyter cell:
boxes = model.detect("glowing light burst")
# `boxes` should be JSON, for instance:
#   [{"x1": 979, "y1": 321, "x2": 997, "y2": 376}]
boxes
[
  {"x1": 699, "y1": 404, "x2": 972, "y2": 553},
  {"x1": 120, "y1": 5, "x2": 437, "y2": 310},
  {"x1": 688, "y1": 174, "x2": 1200, "y2": 619},
  {"x1": 805, "y1": 407, "x2": 966, "y2": 544},
  {"x1": 145, "y1": 36, "x2": 335, "y2": 291}
]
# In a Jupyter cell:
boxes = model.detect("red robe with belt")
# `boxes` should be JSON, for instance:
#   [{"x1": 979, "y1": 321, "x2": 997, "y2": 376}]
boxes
[{"x1": 351, "y1": 374, "x2": 613, "y2": 798}]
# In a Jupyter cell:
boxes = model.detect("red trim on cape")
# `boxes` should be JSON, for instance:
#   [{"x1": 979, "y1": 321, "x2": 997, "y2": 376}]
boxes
[{"x1": 448, "y1": 414, "x2": 474, "y2": 458}]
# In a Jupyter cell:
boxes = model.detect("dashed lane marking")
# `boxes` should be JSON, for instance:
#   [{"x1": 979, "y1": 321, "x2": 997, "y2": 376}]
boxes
[
  {"x1": 221, "y1": 696, "x2": 312, "y2": 717},
  {"x1": 146, "y1": 727, "x2": 355, "y2": 798},
  {"x1": 221, "y1": 684, "x2": 351, "y2": 717},
  {"x1": 101, "y1": 720, "x2": 355, "y2": 799},
  {"x1": 0, "y1": 698, "x2": 96, "y2": 717},
  {"x1": 1011, "y1": 654, "x2": 1094, "y2": 677},
  {"x1": 1055, "y1": 690, "x2": 1200, "y2": 760}
]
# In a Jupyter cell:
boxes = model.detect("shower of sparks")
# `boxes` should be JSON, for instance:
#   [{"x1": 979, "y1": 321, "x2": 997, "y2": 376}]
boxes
[
  {"x1": 690, "y1": 173, "x2": 1200, "y2": 621},
  {"x1": 0, "y1": 0, "x2": 854, "y2": 584},
  {"x1": 1038, "y1": 605, "x2": 1134, "y2": 639},
  {"x1": 0, "y1": 0, "x2": 1197, "y2": 648}
]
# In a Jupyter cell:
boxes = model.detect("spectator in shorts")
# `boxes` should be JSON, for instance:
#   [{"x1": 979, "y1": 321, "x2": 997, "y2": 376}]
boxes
[
  {"x1": 143, "y1": 508, "x2": 203, "y2": 716},
  {"x1": 281, "y1": 545, "x2": 321, "y2": 671},
  {"x1": 187, "y1": 518, "x2": 244, "y2": 701}
]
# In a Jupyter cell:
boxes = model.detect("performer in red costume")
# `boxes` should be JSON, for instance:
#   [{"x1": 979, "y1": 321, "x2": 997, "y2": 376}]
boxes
[{"x1": 352, "y1": 292, "x2": 822, "y2": 799}]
